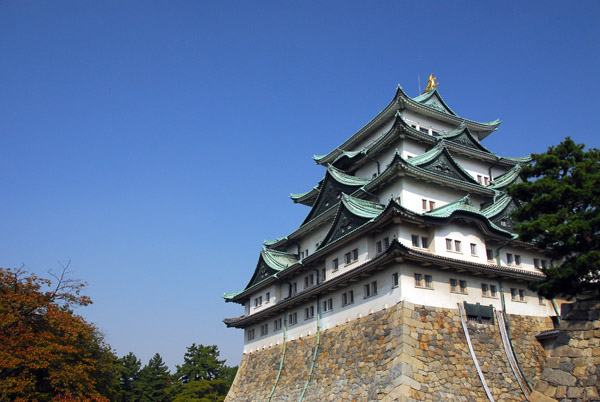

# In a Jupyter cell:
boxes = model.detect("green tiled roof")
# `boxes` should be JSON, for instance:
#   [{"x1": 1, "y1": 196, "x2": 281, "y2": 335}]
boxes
[
  {"x1": 263, "y1": 236, "x2": 287, "y2": 246},
  {"x1": 411, "y1": 88, "x2": 458, "y2": 116},
  {"x1": 489, "y1": 164, "x2": 522, "y2": 190},
  {"x1": 223, "y1": 290, "x2": 243, "y2": 300},
  {"x1": 341, "y1": 193, "x2": 384, "y2": 218},
  {"x1": 328, "y1": 164, "x2": 372, "y2": 186},
  {"x1": 406, "y1": 142, "x2": 479, "y2": 185},
  {"x1": 261, "y1": 248, "x2": 297, "y2": 270},
  {"x1": 482, "y1": 193, "x2": 514, "y2": 219}
]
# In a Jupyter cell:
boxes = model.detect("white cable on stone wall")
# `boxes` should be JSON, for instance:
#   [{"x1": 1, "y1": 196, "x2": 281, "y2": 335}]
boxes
[
  {"x1": 496, "y1": 310, "x2": 530, "y2": 399},
  {"x1": 458, "y1": 303, "x2": 496, "y2": 402}
]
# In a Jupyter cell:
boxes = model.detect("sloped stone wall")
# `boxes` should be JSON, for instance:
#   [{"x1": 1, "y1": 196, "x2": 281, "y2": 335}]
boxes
[
  {"x1": 529, "y1": 298, "x2": 600, "y2": 402},
  {"x1": 227, "y1": 302, "x2": 552, "y2": 402}
]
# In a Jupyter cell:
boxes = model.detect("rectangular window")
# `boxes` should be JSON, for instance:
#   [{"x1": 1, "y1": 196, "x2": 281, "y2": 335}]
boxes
[
  {"x1": 414, "y1": 273, "x2": 423, "y2": 287},
  {"x1": 446, "y1": 238, "x2": 453, "y2": 250},
  {"x1": 515, "y1": 255, "x2": 521, "y2": 266},
  {"x1": 486, "y1": 249, "x2": 494, "y2": 261},
  {"x1": 541, "y1": 260, "x2": 548, "y2": 269},
  {"x1": 364, "y1": 281, "x2": 377, "y2": 298},
  {"x1": 392, "y1": 272, "x2": 399, "y2": 287},
  {"x1": 301, "y1": 251, "x2": 304, "y2": 259},
  {"x1": 422, "y1": 199, "x2": 428, "y2": 210},
  {"x1": 490, "y1": 284, "x2": 497, "y2": 298},
  {"x1": 421, "y1": 237, "x2": 428, "y2": 248},
  {"x1": 376, "y1": 241, "x2": 382, "y2": 253},
  {"x1": 323, "y1": 298, "x2": 333, "y2": 312},
  {"x1": 345, "y1": 252, "x2": 351, "y2": 264},
  {"x1": 304, "y1": 274, "x2": 314, "y2": 289},
  {"x1": 425, "y1": 275, "x2": 433, "y2": 289},
  {"x1": 305, "y1": 249, "x2": 309, "y2": 257},
  {"x1": 484, "y1": 177, "x2": 490, "y2": 186},
  {"x1": 384, "y1": 237, "x2": 390, "y2": 248},
  {"x1": 519, "y1": 289, "x2": 525, "y2": 302},
  {"x1": 477, "y1": 175, "x2": 482, "y2": 184},
  {"x1": 274, "y1": 318, "x2": 282, "y2": 331},
  {"x1": 321, "y1": 268, "x2": 326, "y2": 282},
  {"x1": 254, "y1": 296, "x2": 262, "y2": 307},
  {"x1": 260, "y1": 324, "x2": 268, "y2": 336},
  {"x1": 534, "y1": 258, "x2": 540, "y2": 268},
  {"x1": 454, "y1": 240, "x2": 461, "y2": 253},
  {"x1": 482, "y1": 283, "x2": 489, "y2": 296},
  {"x1": 304, "y1": 306, "x2": 314, "y2": 320},
  {"x1": 352, "y1": 248, "x2": 358, "y2": 261},
  {"x1": 470, "y1": 243, "x2": 477, "y2": 255},
  {"x1": 290, "y1": 282, "x2": 297, "y2": 295},
  {"x1": 342, "y1": 290, "x2": 354, "y2": 306},
  {"x1": 429, "y1": 201, "x2": 436, "y2": 210},
  {"x1": 450, "y1": 279, "x2": 467, "y2": 294},
  {"x1": 412, "y1": 235, "x2": 420, "y2": 247},
  {"x1": 459, "y1": 280, "x2": 467, "y2": 294},
  {"x1": 450, "y1": 278, "x2": 458, "y2": 292},
  {"x1": 247, "y1": 328, "x2": 255, "y2": 341},
  {"x1": 507, "y1": 253, "x2": 514, "y2": 265},
  {"x1": 332, "y1": 258, "x2": 339, "y2": 272},
  {"x1": 288, "y1": 312, "x2": 297, "y2": 325},
  {"x1": 511, "y1": 288, "x2": 518, "y2": 301},
  {"x1": 265, "y1": 292, "x2": 270, "y2": 303}
]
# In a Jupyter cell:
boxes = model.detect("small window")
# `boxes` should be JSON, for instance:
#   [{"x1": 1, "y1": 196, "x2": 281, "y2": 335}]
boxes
[
  {"x1": 274, "y1": 318, "x2": 282, "y2": 331},
  {"x1": 323, "y1": 298, "x2": 333, "y2": 312},
  {"x1": 305, "y1": 249, "x2": 309, "y2": 257},
  {"x1": 519, "y1": 289, "x2": 525, "y2": 302},
  {"x1": 376, "y1": 241, "x2": 382, "y2": 253},
  {"x1": 515, "y1": 255, "x2": 521, "y2": 266},
  {"x1": 507, "y1": 253, "x2": 514, "y2": 265},
  {"x1": 289, "y1": 312, "x2": 297, "y2": 325},
  {"x1": 254, "y1": 296, "x2": 263, "y2": 307},
  {"x1": 429, "y1": 201, "x2": 436, "y2": 210},
  {"x1": 247, "y1": 328, "x2": 255, "y2": 341},
  {"x1": 392, "y1": 272, "x2": 399, "y2": 287},
  {"x1": 304, "y1": 306, "x2": 314, "y2": 320},
  {"x1": 446, "y1": 238, "x2": 453, "y2": 250},
  {"x1": 321, "y1": 268, "x2": 326, "y2": 282},
  {"x1": 352, "y1": 248, "x2": 358, "y2": 261},
  {"x1": 459, "y1": 280, "x2": 467, "y2": 294},
  {"x1": 511, "y1": 288, "x2": 526, "y2": 302},
  {"x1": 470, "y1": 243, "x2": 477, "y2": 255},
  {"x1": 290, "y1": 282, "x2": 297, "y2": 295},
  {"x1": 265, "y1": 292, "x2": 270, "y2": 303},
  {"x1": 490, "y1": 285, "x2": 497, "y2": 298},
  {"x1": 412, "y1": 235, "x2": 420, "y2": 247},
  {"x1": 484, "y1": 177, "x2": 489, "y2": 186},
  {"x1": 345, "y1": 252, "x2": 351, "y2": 264},
  {"x1": 486, "y1": 249, "x2": 494, "y2": 261},
  {"x1": 332, "y1": 258, "x2": 339, "y2": 272},
  {"x1": 260, "y1": 324, "x2": 268, "y2": 336},
  {"x1": 454, "y1": 240, "x2": 461, "y2": 253},
  {"x1": 450, "y1": 278, "x2": 458, "y2": 292},
  {"x1": 477, "y1": 175, "x2": 483, "y2": 184},
  {"x1": 534, "y1": 258, "x2": 540, "y2": 269},
  {"x1": 364, "y1": 281, "x2": 377, "y2": 298},
  {"x1": 421, "y1": 237, "x2": 428, "y2": 248},
  {"x1": 482, "y1": 283, "x2": 489, "y2": 296},
  {"x1": 511, "y1": 288, "x2": 518, "y2": 301},
  {"x1": 342, "y1": 290, "x2": 354, "y2": 306},
  {"x1": 422, "y1": 199, "x2": 428, "y2": 210},
  {"x1": 384, "y1": 237, "x2": 390, "y2": 248},
  {"x1": 301, "y1": 251, "x2": 304, "y2": 259},
  {"x1": 541, "y1": 260, "x2": 548, "y2": 269},
  {"x1": 425, "y1": 275, "x2": 433, "y2": 289},
  {"x1": 414, "y1": 273, "x2": 423, "y2": 287}
]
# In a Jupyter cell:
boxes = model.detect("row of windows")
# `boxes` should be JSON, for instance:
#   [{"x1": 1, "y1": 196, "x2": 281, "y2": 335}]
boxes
[
  {"x1": 254, "y1": 292, "x2": 270, "y2": 308},
  {"x1": 411, "y1": 235, "x2": 428, "y2": 249},
  {"x1": 248, "y1": 275, "x2": 545, "y2": 340},
  {"x1": 422, "y1": 199, "x2": 436, "y2": 211}
]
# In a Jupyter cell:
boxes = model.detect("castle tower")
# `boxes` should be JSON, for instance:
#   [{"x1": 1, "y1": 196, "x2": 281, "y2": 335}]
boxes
[{"x1": 223, "y1": 80, "x2": 558, "y2": 401}]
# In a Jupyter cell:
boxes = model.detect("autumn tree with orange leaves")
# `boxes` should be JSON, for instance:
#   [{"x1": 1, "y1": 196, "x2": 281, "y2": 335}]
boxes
[{"x1": 0, "y1": 266, "x2": 118, "y2": 402}]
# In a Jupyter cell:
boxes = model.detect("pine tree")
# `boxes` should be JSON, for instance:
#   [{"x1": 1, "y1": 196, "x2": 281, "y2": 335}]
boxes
[{"x1": 136, "y1": 353, "x2": 172, "y2": 402}]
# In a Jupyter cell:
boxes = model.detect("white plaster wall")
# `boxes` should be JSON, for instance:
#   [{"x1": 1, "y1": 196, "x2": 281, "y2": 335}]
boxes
[
  {"x1": 299, "y1": 225, "x2": 333, "y2": 258},
  {"x1": 452, "y1": 154, "x2": 494, "y2": 184},
  {"x1": 401, "y1": 110, "x2": 456, "y2": 134},
  {"x1": 350, "y1": 118, "x2": 395, "y2": 153},
  {"x1": 248, "y1": 283, "x2": 279, "y2": 316},
  {"x1": 396, "y1": 178, "x2": 465, "y2": 213},
  {"x1": 433, "y1": 223, "x2": 489, "y2": 264}
]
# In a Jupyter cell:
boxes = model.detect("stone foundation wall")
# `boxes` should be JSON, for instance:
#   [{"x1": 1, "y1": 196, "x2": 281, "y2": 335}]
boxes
[
  {"x1": 227, "y1": 302, "x2": 553, "y2": 402},
  {"x1": 529, "y1": 298, "x2": 600, "y2": 402}
]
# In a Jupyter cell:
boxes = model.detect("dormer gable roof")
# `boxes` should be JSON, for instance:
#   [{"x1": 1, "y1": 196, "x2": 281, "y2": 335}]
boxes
[
  {"x1": 437, "y1": 124, "x2": 493, "y2": 154},
  {"x1": 482, "y1": 193, "x2": 522, "y2": 233},
  {"x1": 489, "y1": 164, "x2": 525, "y2": 191},
  {"x1": 424, "y1": 195, "x2": 515, "y2": 238},
  {"x1": 411, "y1": 87, "x2": 458, "y2": 116},
  {"x1": 407, "y1": 142, "x2": 479, "y2": 185},
  {"x1": 317, "y1": 194, "x2": 384, "y2": 249},
  {"x1": 243, "y1": 248, "x2": 298, "y2": 290},
  {"x1": 300, "y1": 165, "x2": 371, "y2": 226}
]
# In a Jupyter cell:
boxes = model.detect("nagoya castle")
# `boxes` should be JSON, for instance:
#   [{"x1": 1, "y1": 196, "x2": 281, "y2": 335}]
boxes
[{"x1": 223, "y1": 76, "x2": 599, "y2": 402}]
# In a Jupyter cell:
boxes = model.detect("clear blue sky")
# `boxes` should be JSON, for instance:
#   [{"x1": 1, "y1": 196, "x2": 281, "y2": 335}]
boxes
[{"x1": 1, "y1": 1, "x2": 598, "y2": 369}]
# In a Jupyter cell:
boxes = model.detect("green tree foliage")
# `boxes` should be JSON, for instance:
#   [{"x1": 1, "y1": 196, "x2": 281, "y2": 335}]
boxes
[
  {"x1": 137, "y1": 354, "x2": 172, "y2": 402},
  {"x1": 508, "y1": 137, "x2": 600, "y2": 298},
  {"x1": 116, "y1": 352, "x2": 142, "y2": 402},
  {"x1": 0, "y1": 266, "x2": 118, "y2": 402},
  {"x1": 171, "y1": 345, "x2": 237, "y2": 402}
]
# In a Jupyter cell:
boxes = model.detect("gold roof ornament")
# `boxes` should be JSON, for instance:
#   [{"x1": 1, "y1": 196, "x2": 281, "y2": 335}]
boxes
[{"x1": 424, "y1": 73, "x2": 438, "y2": 92}]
